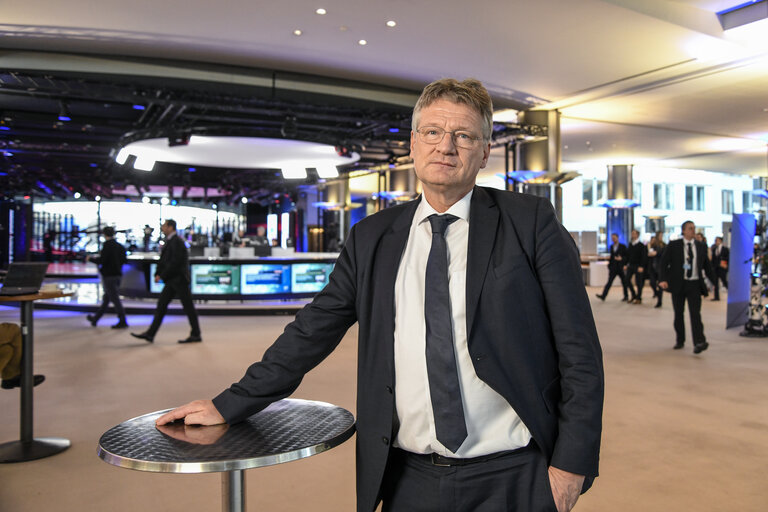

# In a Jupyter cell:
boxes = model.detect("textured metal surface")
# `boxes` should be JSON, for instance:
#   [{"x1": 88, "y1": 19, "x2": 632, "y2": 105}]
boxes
[{"x1": 97, "y1": 399, "x2": 355, "y2": 473}]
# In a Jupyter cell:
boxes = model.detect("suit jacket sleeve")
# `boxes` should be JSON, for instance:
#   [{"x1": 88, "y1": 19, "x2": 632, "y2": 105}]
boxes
[
  {"x1": 529, "y1": 199, "x2": 604, "y2": 479},
  {"x1": 212, "y1": 225, "x2": 360, "y2": 423}
]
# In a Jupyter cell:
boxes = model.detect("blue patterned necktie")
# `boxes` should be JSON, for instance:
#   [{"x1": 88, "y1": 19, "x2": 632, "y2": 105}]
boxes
[{"x1": 424, "y1": 213, "x2": 467, "y2": 453}]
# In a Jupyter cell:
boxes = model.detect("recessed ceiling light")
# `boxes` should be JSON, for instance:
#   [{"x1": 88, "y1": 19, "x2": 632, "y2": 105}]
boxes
[
  {"x1": 339, "y1": 26, "x2": 348, "y2": 32},
  {"x1": 293, "y1": 29, "x2": 303, "y2": 36},
  {"x1": 386, "y1": 20, "x2": 396, "y2": 27},
  {"x1": 316, "y1": 8, "x2": 326, "y2": 15},
  {"x1": 358, "y1": 39, "x2": 367, "y2": 46}
]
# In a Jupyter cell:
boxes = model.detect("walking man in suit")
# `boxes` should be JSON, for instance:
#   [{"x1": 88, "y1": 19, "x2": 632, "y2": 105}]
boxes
[
  {"x1": 659, "y1": 221, "x2": 715, "y2": 353},
  {"x1": 131, "y1": 219, "x2": 202, "y2": 344},
  {"x1": 156, "y1": 78, "x2": 603, "y2": 512},
  {"x1": 624, "y1": 229, "x2": 648, "y2": 304},
  {"x1": 86, "y1": 226, "x2": 128, "y2": 329},
  {"x1": 710, "y1": 236, "x2": 729, "y2": 301},
  {"x1": 596, "y1": 232, "x2": 629, "y2": 301}
]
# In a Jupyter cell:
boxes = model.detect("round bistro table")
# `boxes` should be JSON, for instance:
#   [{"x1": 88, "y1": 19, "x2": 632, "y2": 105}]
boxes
[{"x1": 97, "y1": 399, "x2": 355, "y2": 512}]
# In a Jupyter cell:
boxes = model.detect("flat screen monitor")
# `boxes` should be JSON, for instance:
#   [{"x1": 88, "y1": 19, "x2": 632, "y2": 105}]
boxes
[
  {"x1": 148, "y1": 263, "x2": 164, "y2": 293},
  {"x1": 291, "y1": 262, "x2": 334, "y2": 293},
  {"x1": 240, "y1": 264, "x2": 291, "y2": 295},
  {"x1": 192, "y1": 264, "x2": 240, "y2": 294}
]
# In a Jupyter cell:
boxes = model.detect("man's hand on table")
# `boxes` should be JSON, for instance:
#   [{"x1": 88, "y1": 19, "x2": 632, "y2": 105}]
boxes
[
  {"x1": 156, "y1": 422, "x2": 229, "y2": 445},
  {"x1": 155, "y1": 399, "x2": 226, "y2": 426},
  {"x1": 548, "y1": 466, "x2": 585, "y2": 512}
]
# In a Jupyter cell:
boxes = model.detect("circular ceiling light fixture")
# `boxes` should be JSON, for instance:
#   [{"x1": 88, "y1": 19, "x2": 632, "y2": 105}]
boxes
[
  {"x1": 115, "y1": 136, "x2": 360, "y2": 172},
  {"x1": 316, "y1": 8, "x2": 327, "y2": 15}
]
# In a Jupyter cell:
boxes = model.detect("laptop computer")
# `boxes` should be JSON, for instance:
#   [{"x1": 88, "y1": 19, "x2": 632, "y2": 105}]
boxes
[{"x1": 0, "y1": 262, "x2": 49, "y2": 296}]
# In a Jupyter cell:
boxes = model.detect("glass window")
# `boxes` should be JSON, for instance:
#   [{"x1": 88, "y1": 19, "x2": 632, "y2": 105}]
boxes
[
  {"x1": 582, "y1": 179, "x2": 593, "y2": 206},
  {"x1": 596, "y1": 180, "x2": 606, "y2": 203},
  {"x1": 633, "y1": 182, "x2": 642, "y2": 206},
  {"x1": 685, "y1": 185, "x2": 704, "y2": 211},
  {"x1": 722, "y1": 190, "x2": 734, "y2": 214},
  {"x1": 742, "y1": 191, "x2": 752, "y2": 213},
  {"x1": 653, "y1": 184, "x2": 673, "y2": 210}
]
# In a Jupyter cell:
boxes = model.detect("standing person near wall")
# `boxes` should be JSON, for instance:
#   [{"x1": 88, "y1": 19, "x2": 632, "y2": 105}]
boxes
[
  {"x1": 131, "y1": 219, "x2": 202, "y2": 344},
  {"x1": 647, "y1": 231, "x2": 666, "y2": 308},
  {"x1": 596, "y1": 233, "x2": 629, "y2": 301},
  {"x1": 710, "y1": 236, "x2": 729, "y2": 301},
  {"x1": 624, "y1": 229, "x2": 648, "y2": 304},
  {"x1": 86, "y1": 226, "x2": 128, "y2": 329}
]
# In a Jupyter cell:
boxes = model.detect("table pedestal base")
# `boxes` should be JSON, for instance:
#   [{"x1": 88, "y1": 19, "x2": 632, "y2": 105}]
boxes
[
  {"x1": 0, "y1": 437, "x2": 70, "y2": 463},
  {"x1": 222, "y1": 470, "x2": 245, "y2": 512}
]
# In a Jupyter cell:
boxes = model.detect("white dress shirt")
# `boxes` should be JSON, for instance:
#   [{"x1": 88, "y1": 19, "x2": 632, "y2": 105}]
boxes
[
  {"x1": 684, "y1": 239, "x2": 699, "y2": 280},
  {"x1": 393, "y1": 190, "x2": 531, "y2": 457}
]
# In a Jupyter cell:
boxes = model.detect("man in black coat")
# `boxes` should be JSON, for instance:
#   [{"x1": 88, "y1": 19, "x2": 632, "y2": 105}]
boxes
[
  {"x1": 596, "y1": 232, "x2": 629, "y2": 301},
  {"x1": 156, "y1": 78, "x2": 603, "y2": 512},
  {"x1": 131, "y1": 219, "x2": 201, "y2": 344},
  {"x1": 86, "y1": 226, "x2": 128, "y2": 328},
  {"x1": 659, "y1": 221, "x2": 715, "y2": 353},
  {"x1": 624, "y1": 229, "x2": 648, "y2": 304},
  {"x1": 710, "y1": 236, "x2": 729, "y2": 301}
]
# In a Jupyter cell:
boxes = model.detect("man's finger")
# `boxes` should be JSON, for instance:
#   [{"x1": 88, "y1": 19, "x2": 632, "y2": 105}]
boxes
[{"x1": 156, "y1": 403, "x2": 200, "y2": 425}]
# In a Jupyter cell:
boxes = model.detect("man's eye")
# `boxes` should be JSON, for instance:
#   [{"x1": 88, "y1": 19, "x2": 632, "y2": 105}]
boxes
[
  {"x1": 426, "y1": 129, "x2": 440, "y2": 136},
  {"x1": 456, "y1": 132, "x2": 471, "y2": 140}
]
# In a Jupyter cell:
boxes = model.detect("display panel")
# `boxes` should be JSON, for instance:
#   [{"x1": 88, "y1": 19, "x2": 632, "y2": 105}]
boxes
[
  {"x1": 192, "y1": 264, "x2": 240, "y2": 294},
  {"x1": 291, "y1": 262, "x2": 334, "y2": 293},
  {"x1": 240, "y1": 264, "x2": 291, "y2": 295},
  {"x1": 148, "y1": 263, "x2": 164, "y2": 293}
]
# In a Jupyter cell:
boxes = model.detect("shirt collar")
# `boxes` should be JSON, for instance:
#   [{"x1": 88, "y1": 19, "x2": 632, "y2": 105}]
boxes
[{"x1": 416, "y1": 189, "x2": 473, "y2": 226}]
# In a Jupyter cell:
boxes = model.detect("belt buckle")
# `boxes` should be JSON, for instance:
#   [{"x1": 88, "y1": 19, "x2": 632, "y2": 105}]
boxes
[{"x1": 430, "y1": 453, "x2": 451, "y2": 467}]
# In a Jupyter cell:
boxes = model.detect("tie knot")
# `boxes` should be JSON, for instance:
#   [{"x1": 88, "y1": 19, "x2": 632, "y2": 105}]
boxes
[{"x1": 428, "y1": 214, "x2": 458, "y2": 236}]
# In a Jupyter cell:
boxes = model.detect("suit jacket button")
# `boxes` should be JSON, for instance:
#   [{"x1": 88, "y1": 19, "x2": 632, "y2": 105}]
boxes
[{"x1": 382, "y1": 437, "x2": 389, "y2": 445}]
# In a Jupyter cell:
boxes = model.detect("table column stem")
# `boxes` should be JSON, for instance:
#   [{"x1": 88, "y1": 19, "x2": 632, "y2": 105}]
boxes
[
  {"x1": 222, "y1": 469, "x2": 245, "y2": 512},
  {"x1": 20, "y1": 301, "x2": 34, "y2": 443}
]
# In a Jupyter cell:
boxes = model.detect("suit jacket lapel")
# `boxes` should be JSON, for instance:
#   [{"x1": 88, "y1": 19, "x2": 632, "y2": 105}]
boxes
[{"x1": 466, "y1": 187, "x2": 499, "y2": 340}]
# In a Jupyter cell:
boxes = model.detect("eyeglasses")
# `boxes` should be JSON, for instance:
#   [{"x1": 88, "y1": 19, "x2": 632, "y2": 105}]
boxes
[{"x1": 416, "y1": 126, "x2": 483, "y2": 149}]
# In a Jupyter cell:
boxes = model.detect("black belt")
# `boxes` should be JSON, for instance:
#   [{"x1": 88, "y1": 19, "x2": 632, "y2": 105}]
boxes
[{"x1": 398, "y1": 442, "x2": 535, "y2": 467}]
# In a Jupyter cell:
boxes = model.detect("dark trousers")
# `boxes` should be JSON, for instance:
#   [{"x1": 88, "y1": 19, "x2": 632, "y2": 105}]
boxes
[
  {"x1": 648, "y1": 264, "x2": 662, "y2": 304},
  {"x1": 671, "y1": 280, "x2": 706, "y2": 345},
  {"x1": 601, "y1": 267, "x2": 628, "y2": 299},
  {"x1": 381, "y1": 445, "x2": 557, "y2": 512},
  {"x1": 713, "y1": 268, "x2": 728, "y2": 300},
  {"x1": 148, "y1": 276, "x2": 201, "y2": 337},
  {"x1": 625, "y1": 264, "x2": 645, "y2": 299},
  {"x1": 94, "y1": 275, "x2": 126, "y2": 322}
]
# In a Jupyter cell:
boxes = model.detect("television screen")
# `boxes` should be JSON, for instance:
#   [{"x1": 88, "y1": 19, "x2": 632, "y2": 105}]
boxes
[
  {"x1": 240, "y1": 264, "x2": 291, "y2": 295},
  {"x1": 192, "y1": 264, "x2": 240, "y2": 294},
  {"x1": 291, "y1": 262, "x2": 334, "y2": 293},
  {"x1": 148, "y1": 263, "x2": 164, "y2": 293}
]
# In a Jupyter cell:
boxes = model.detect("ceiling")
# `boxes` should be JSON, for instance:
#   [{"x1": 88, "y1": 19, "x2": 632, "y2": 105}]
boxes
[{"x1": 1, "y1": 0, "x2": 767, "y2": 202}]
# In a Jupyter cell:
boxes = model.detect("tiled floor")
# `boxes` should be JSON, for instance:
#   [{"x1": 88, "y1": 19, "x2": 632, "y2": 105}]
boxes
[{"x1": 1, "y1": 287, "x2": 766, "y2": 511}]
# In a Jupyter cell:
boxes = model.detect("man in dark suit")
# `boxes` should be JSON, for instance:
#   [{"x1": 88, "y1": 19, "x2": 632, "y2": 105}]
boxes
[
  {"x1": 86, "y1": 226, "x2": 128, "y2": 328},
  {"x1": 624, "y1": 229, "x2": 648, "y2": 304},
  {"x1": 659, "y1": 221, "x2": 715, "y2": 353},
  {"x1": 710, "y1": 236, "x2": 729, "y2": 301},
  {"x1": 596, "y1": 232, "x2": 629, "y2": 301},
  {"x1": 157, "y1": 79, "x2": 603, "y2": 512},
  {"x1": 131, "y1": 219, "x2": 202, "y2": 344}
]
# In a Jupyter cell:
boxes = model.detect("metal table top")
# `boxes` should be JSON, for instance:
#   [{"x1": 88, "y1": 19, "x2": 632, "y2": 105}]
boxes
[{"x1": 97, "y1": 399, "x2": 355, "y2": 474}]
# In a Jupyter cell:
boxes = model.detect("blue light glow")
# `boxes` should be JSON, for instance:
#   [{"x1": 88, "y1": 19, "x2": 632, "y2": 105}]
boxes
[
  {"x1": 132, "y1": 104, "x2": 146, "y2": 110},
  {"x1": 0, "y1": 126, "x2": 10, "y2": 131},
  {"x1": 598, "y1": 198, "x2": 641, "y2": 208},
  {"x1": 58, "y1": 115, "x2": 71, "y2": 122},
  {"x1": 388, "y1": 127, "x2": 400, "y2": 133}
]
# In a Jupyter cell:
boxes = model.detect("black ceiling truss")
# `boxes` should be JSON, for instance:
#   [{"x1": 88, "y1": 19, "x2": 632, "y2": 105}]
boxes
[{"x1": 0, "y1": 69, "x2": 540, "y2": 203}]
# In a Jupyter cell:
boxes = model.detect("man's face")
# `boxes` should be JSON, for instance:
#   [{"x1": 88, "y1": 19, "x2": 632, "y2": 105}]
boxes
[
  {"x1": 682, "y1": 223, "x2": 696, "y2": 240},
  {"x1": 631, "y1": 230, "x2": 639, "y2": 241},
  {"x1": 161, "y1": 222, "x2": 173, "y2": 237},
  {"x1": 715, "y1": 237, "x2": 722, "y2": 246},
  {"x1": 410, "y1": 99, "x2": 490, "y2": 200},
  {"x1": 611, "y1": 234, "x2": 619, "y2": 244}
]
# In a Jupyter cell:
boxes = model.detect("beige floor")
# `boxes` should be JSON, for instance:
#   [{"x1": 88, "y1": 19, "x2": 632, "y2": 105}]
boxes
[{"x1": 1, "y1": 288, "x2": 767, "y2": 511}]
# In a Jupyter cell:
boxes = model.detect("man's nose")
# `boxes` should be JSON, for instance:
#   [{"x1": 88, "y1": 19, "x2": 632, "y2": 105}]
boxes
[{"x1": 435, "y1": 132, "x2": 458, "y2": 153}]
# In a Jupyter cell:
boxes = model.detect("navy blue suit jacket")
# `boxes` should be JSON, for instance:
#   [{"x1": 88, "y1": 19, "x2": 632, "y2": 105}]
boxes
[{"x1": 213, "y1": 187, "x2": 604, "y2": 511}]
